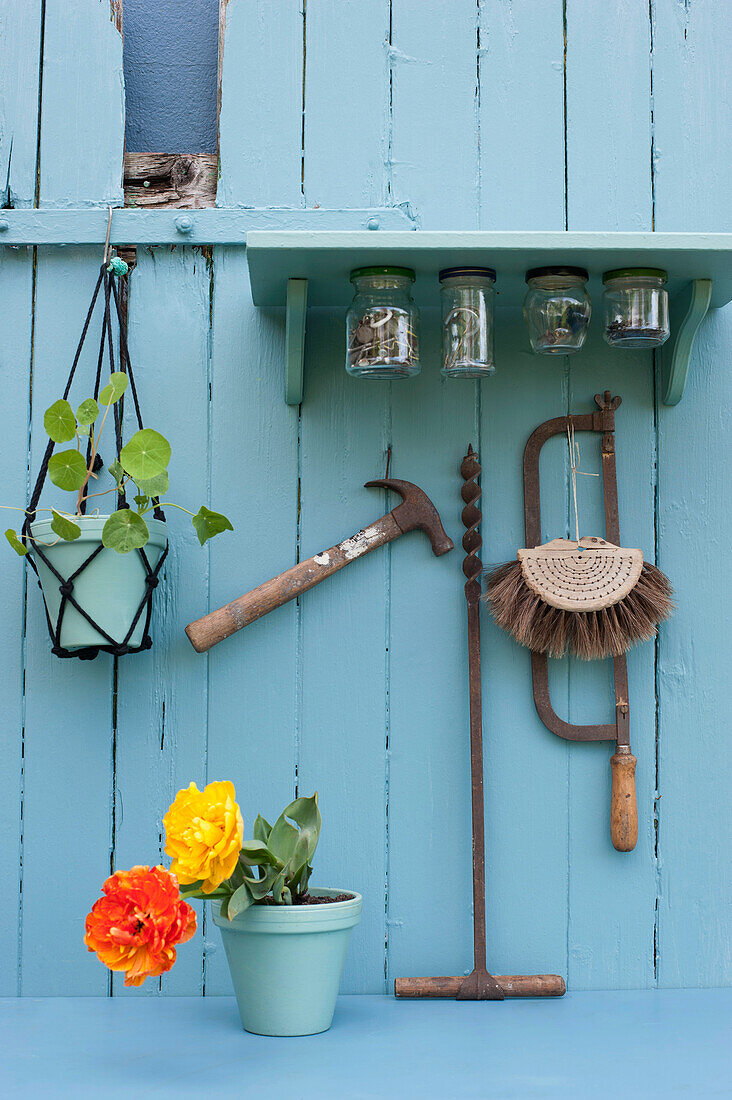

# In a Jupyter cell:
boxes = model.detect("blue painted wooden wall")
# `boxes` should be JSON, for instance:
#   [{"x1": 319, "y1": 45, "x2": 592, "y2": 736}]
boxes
[{"x1": 0, "y1": 0, "x2": 730, "y2": 998}]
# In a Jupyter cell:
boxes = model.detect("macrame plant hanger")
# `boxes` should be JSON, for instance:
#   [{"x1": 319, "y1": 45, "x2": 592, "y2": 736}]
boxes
[{"x1": 22, "y1": 215, "x2": 168, "y2": 660}]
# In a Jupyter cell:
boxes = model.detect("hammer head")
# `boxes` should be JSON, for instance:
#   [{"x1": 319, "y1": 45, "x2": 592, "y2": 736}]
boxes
[{"x1": 365, "y1": 478, "x2": 454, "y2": 556}]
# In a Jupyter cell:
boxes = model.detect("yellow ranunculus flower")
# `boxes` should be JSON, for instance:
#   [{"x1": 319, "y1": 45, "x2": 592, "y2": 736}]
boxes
[{"x1": 163, "y1": 781, "x2": 244, "y2": 894}]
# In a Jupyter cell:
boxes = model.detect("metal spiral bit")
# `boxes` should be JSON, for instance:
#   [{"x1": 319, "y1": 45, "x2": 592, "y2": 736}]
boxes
[{"x1": 461, "y1": 444, "x2": 482, "y2": 603}]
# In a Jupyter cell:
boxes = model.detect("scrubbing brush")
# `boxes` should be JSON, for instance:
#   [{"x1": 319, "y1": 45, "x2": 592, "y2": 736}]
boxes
[
  {"x1": 486, "y1": 535, "x2": 673, "y2": 660},
  {"x1": 485, "y1": 420, "x2": 673, "y2": 660}
]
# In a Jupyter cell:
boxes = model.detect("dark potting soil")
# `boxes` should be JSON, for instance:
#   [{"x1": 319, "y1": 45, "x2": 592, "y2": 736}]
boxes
[{"x1": 260, "y1": 893, "x2": 355, "y2": 906}]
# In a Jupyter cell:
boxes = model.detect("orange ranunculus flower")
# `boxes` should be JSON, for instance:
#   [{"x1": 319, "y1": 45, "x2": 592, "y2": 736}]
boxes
[
  {"x1": 84, "y1": 865, "x2": 196, "y2": 987},
  {"x1": 163, "y1": 780, "x2": 243, "y2": 894}
]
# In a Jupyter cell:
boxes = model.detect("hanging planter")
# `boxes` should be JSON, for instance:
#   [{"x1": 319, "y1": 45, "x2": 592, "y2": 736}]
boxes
[
  {"x1": 5, "y1": 242, "x2": 232, "y2": 659},
  {"x1": 28, "y1": 514, "x2": 168, "y2": 653}
]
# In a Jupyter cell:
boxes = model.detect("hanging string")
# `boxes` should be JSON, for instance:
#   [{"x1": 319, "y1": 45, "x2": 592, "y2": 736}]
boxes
[
  {"x1": 566, "y1": 420, "x2": 599, "y2": 545},
  {"x1": 102, "y1": 205, "x2": 113, "y2": 267}
]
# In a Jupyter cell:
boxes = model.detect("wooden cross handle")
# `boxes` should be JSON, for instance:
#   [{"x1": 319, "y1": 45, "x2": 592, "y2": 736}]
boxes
[
  {"x1": 394, "y1": 974, "x2": 566, "y2": 998},
  {"x1": 610, "y1": 751, "x2": 638, "y2": 852}
]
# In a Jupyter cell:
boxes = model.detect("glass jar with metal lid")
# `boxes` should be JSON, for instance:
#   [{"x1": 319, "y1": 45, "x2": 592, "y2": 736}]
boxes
[
  {"x1": 523, "y1": 266, "x2": 591, "y2": 355},
  {"x1": 439, "y1": 267, "x2": 496, "y2": 378},
  {"x1": 602, "y1": 268, "x2": 670, "y2": 348},
  {"x1": 346, "y1": 266, "x2": 419, "y2": 378}
]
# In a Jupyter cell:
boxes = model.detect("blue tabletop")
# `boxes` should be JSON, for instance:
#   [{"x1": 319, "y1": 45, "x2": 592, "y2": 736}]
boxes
[{"x1": 1, "y1": 990, "x2": 730, "y2": 1098}]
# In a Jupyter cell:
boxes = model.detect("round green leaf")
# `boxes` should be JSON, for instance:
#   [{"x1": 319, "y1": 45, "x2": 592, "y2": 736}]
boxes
[
  {"x1": 101, "y1": 509, "x2": 149, "y2": 553},
  {"x1": 99, "y1": 372, "x2": 128, "y2": 405},
  {"x1": 192, "y1": 506, "x2": 234, "y2": 546},
  {"x1": 5, "y1": 529, "x2": 28, "y2": 556},
  {"x1": 50, "y1": 509, "x2": 81, "y2": 541},
  {"x1": 48, "y1": 449, "x2": 88, "y2": 491},
  {"x1": 76, "y1": 397, "x2": 99, "y2": 425},
  {"x1": 108, "y1": 459, "x2": 124, "y2": 486},
  {"x1": 120, "y1": 429, "x2": 171, "y2": 480},
  {"x1": 135, "y1": 470, "x2": 169, "y2": 497},
  {"x1": 43, "y1": 399, "x2": 76, "y2": 443}
]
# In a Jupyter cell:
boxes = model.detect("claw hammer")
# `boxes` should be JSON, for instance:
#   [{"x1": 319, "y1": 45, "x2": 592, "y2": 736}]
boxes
[{"x1": 185, "y1": 479, "x2": 454, "y2": 653}]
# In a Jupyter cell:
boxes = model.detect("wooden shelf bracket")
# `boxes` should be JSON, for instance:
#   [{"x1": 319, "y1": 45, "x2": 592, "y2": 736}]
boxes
[
  {"x1": 661, "y1": 278, "x2": 713, "y2": 406},
  {"x1": 285, "y1": 278, "x2": 308, "y2": 406}
]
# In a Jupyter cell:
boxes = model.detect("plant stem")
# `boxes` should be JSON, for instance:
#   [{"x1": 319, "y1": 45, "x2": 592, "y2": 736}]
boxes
[{"x1": 75, "y1": 401, "x2": 114, "y2": 513}]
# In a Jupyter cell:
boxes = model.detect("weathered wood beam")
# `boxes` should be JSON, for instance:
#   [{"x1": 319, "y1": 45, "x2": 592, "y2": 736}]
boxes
[{"x1": 123, "y1": 153, "x2": 218, "y2": 209}]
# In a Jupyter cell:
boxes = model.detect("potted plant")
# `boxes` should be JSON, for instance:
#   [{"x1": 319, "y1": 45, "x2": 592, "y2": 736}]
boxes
[
  {"x1": 84, "y1": 782, "x2": 361, "y2": 1036},
  {"x1": 4, "y1": 371, "x2": 231, "y2": 654}
]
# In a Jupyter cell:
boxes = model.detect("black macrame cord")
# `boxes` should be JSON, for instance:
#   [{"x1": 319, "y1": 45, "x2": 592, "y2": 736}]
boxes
[{"x1": 22, "y1": 264, "x2": 168, "y2": 660}]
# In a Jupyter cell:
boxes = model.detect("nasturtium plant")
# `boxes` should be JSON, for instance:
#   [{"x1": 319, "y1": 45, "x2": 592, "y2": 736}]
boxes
[{"x1": 4, "y1": 372, "x2": 233, "y2": 555}]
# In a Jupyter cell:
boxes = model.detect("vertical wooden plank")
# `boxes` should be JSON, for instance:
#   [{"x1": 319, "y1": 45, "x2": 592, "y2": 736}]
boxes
[
  {"x1": 653, "y1": 0, "x2": 732, "y2": 987},
  {"x1": 217, "y1": 0, "x2": 304, "y2": 207},
  {"x1": 39, "y1": 0, "x2": 124, "y2": 207},
  {"x1": 567, "y1": 340, "x2": 658, "y2": 989},
  {"x1": 20, "y1": 250, "x2": 115, "y2": 995},
  {"x1": 478, "y1": 2, "x2": 569, "y2": 981},
  {"x1": 298, "y1": 313, "x2": 389, "y2": 992},
  {"x1": 0, "y1": 0, "x2": 42, "y2": 207},
  {"x1": 304, "y1": 0, "x2": 390, "y2": 208},
  {"x1": 299, "y1": 5, "x2": 390, "y2": 992},
  {"x1": 566, "y1": 0, "x2": 652, "y2": 229},
  {"x1": 112, "y1": 247, "x2": 211, "y2": 996},
  {"x1": 389, "y1": 0, "x2": 479, "y2": 225},
  {"x1": 478, "y1": 0, "x2": 565, "y2": 229},
  {"x1": 203, "y1": 247, "x2": 299, "y2": 993},
  {"x1": 386, "y1": 0, "x2": 480, "y2": 986},
  {"x1": 565, "y1": 0, "x2": 656, "y2": 988},
  {"x1": 19, "y1": 0, "x2": 125, "y2": 996},
  {"x1": 0, "y1": 249, "x2": 33, "y2": 995}
]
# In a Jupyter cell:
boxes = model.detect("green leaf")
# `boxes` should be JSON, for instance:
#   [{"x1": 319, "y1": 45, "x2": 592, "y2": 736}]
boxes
[
  {"x1": 135, "y1": 470, "x2": 169, "y2": 498},
  {"x1": 241, "y1": 867, "x2": 278, "y2": 900},
  {"x1": 5, "y1": 529, "x2": 28, "y2": 556},
  {"x1": 281, "y1": 792, "x2": 321, "y2": 866},
  {"x1": 50, "y1": 509, "x2": 81, "y2": 542},
  {"x1": 43, "y1": 399, "x2": 76, "y2": 443},
  {"x1": 101, "y1": 509, "x2": 149, "y2": 553},
  {"x1": 98, "y1": 372, "x2": 128, "y2": 405},
  {"x1": 76, "y1": 422, "x2": 90, "y2": 438},
  {"x1": 192, "y1": 506, "x2": 233, "y2": 546},
  {"x1": 76, "y1": 398, "x2": 99, "y2": 425},
  {"x1": 272, "y1": 871, "x2": 286, "y2": 904},
  {"x1": 253, "y1": 815, "x2": 272, "y2": 845},
  {"x1": 133, "y1": 494, "x2": 149, "y2": 511},
  {"x1": 267, "y1": 814, "x2": 300, "y2": 867},
  {"x1": 48, "y1": 449, "x2": 88, "y2": 491},
  {"x1": 239, "y1": 840, "x2": 280, "y2": 867},
  {"x1": 219, "y1": 894, "x2": 230, "y2": 921},
  {"x1": 108, "y1": 459, "x2": 124, "y2": 486},
  {"x1": 120, "y1": 428, "x2": 171, "y2": 480},
  {"x1": 228, "y1": 882, "x2": 254, "y2": 920}
]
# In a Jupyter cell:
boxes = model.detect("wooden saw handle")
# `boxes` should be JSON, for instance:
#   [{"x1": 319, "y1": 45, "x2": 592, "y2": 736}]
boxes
[
  {"x1": 610, "y1": 751, "x2": 638, "y2": 852},
  {"x1": 185, "y1": 515, "x2": 399, "y2": 653}
]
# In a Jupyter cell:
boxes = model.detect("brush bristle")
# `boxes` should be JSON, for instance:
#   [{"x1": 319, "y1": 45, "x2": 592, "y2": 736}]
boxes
[{"x1": 484, "y1": 559, "x2": 673, "y2": 660}]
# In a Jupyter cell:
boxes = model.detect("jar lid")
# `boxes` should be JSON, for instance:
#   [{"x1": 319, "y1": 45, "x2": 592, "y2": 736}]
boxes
[
  {"x1": 602, "y1": 267, "x2": 668, "y2": 284},
  {"x1": 350, "y1": 266, "x2": 415, "y2": 282},
  {"x1": 439, "y1": 266, "x2": 496, "y2": 282},
  {"x1": 525, "y1": 266, "x2": 589, "y2": 282}
]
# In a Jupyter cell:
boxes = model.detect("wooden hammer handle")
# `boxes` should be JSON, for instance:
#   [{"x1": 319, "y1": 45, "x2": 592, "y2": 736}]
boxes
[
  {"x1": 185, "y1": 514, "x2": 399, "y2": 653},
  {"x1": 610, "y1": 751, "x2": 638, "y2": 852},
  {"x1": 394, "y1": 974, "x2": 566, "y2": 998}
]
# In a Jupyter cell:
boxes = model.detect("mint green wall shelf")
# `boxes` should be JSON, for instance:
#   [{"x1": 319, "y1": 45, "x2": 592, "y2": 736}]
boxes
[{"x1": 245, "y1": 230, "x2": 732, "y2": 405}]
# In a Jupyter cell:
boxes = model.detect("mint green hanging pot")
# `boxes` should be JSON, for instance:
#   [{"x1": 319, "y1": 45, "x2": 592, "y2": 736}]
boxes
[
  {"x1": 213, "y1": 889, "x2": 362, "y2": 1036},
  {"x1": 29, "y1": 516, "x2": 167, "y2": 655}
]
